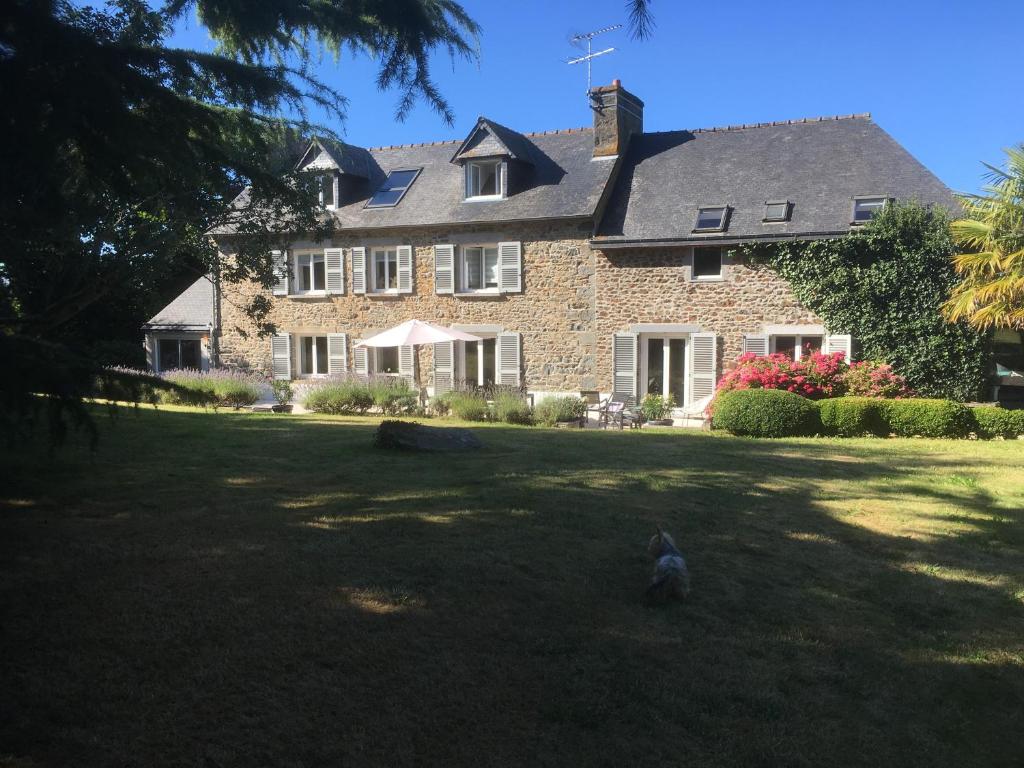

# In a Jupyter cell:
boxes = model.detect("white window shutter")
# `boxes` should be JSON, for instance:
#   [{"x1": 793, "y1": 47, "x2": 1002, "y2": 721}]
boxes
[
  {"x1": 826, "y1": 334, "x2": 853, "y2": 362},
  {"x1": 434, "y1": 244, "x2": 455, "y2": 294},
  {"x1": 397, "y1": 245, "x2": 414, "y2": 294},
  {"x1": 351, "y1": 246, "x2": 366, "y2": 295},
  {"x1": 271, "y1": 334, "x2": 291, "y2": 380},
  {"x1": 325, "y1": 248, "x2": 344, "y2": 295},
  {"x1": 433, "y1": 341, "x2": 454, "y2": 394},
  {"x1": 327, "y1": 333, "x2": 347, "y2": 376},
  {"x1": 689, "y1": 332, "x2": 718, "y2": 403},
  {"x1": 742, "y1": 334, "x2": 769, "y2": 356},
  {"x1": 497, "y1": 332, "x2": 521, "y2": 386},
  {"x1": 271, "y1": 250, "x2": 289, "y2": 296},
  {"x1": 399, "y1": 344, "x2": 415, "y2": 381},
  {"x1": 612, "y1": 332, "x2": 638, "y2": 401},
  {"x1": 498, "y1": 241, "x2": 522, "y2": 293},
  {"x1": 353, "y1": 344, "x2": 369, "y2": 375}
]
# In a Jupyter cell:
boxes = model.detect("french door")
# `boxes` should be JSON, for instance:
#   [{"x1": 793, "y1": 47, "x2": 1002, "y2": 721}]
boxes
[{"x1": 642, "y1": 336, "x2": 686, "y2": 404}]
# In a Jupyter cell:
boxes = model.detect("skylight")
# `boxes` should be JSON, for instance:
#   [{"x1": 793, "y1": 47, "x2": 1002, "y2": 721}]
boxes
[
  {"x1": 852, "y1": 196, "x2": 887, "y2": 223},
  {"x1": 763, "y1": 200, "x2": 791, "y2": 222},
  {"x1": 365, "y1": 168, "x2": 421, "y2": 208},
  {"x1": 694, "y1": 206, "x2": 729, "y2": 232}
]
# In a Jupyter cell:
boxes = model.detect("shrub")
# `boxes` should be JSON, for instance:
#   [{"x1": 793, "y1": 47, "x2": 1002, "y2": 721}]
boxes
[
  {"x1": 271, "y1": 379, "x2": 293, "y2": 406},
  {"x1": 842, "y1": 360, "x2": 914, "y2": 398},
  {"x1": 969, "y1": 406, "x2": 1024, "y2": 439},
  {"x1": 716, "y1": 351, "x2": 848, "y2": 400},
  {"x1": 446, "y1": 390, "x2": 489, "y2": 422},
  {"x1": 534, "y1": 396, "x2": 587, "y2": 427},
  {"x1": 712, "y1": 389, "x2": 821, "y2": 437},
  {"x1": 300, "y1": 379, "x2": 373, "y2": 414},
  {"x1": 429, "y1": 392, "x2": 452, "y2": 417},
  {"x1": 160, "y1": 368, "x2": 264, "y2": 408},
  {"x1": 818, "y1": 397, "x2": 887, "y2": 437},
  {"x1": 491, "y1": 391, "x2": 532, "y2": 425},
  {"x1": 640, "y1": 393, "x2": 676, "y2": 421},
  {"x1": 366, "y1": 378, "x2": 418, "y2": 416},
  {"x1": 877, "y1": 399, "x2": 972, "y2": 438}
]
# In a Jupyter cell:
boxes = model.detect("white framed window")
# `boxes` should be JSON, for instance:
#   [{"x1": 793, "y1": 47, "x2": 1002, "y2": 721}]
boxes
[
  {"x1": 459, "y1": 245, "x2": 500, "y2": 292},
  {"x1": 764, "y1": 200, "x2": 791, "y2": 222},
  {"x1": 692, "y1": 247, "x2": 724, "y2": 280},
  {"x1": 319, "y1": 173, "x2": 337, "y2": 209},
  {"x1": 459, "y1": 335, "x2": 497, "y2": 387},
  {"x1": 371, "y1": 248, "x2": 398, "y2": 293},
  {"x1": 294, "y1": 252, "x2": 326, "y2": 294},
  {"x1": 694, "y1": 205, "x2": 729, "y2": 232},
  {"x1": 375, "y1": 346, "x2": 400, "y2": 374},
  {"x1": 852, "y1": 196, "x2": 888, "y2": 224},
  {"x1": 771, "y1": 334, "x2": 824, "y2": 361},
  {"x1": 465, "y1": 160, "x2": 503, "y2": 200},
  {"x1": 299, "y1": 335, "x2": 329, "y2": 376}
]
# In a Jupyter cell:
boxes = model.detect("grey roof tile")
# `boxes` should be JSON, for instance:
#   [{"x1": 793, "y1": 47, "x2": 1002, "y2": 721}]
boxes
[
  {"x1": 143, "y1": 276, "x2": 214, "y2": 330},
  {"x1": 595, "y1": 115, "x2": 956, "y2": 244}
]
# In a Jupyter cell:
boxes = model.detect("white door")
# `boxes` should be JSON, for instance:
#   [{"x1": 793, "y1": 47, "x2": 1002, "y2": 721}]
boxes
[{"x1": 639, "y1": 335, "x2": 687, "y2": 405}]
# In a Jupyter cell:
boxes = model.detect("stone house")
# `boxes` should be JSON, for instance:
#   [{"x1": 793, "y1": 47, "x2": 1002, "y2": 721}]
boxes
[{"x1": 149, "y1": 80, "x2": 960, "y2": 410}]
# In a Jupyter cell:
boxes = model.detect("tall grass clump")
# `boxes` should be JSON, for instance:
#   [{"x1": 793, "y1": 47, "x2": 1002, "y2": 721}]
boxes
[
  {"x1": 299, "y1": 377, "x2": 374, "y2": 414},
  {"x1": 490, "y1": 389, "x2": 532, "y2": 425},
  {"x1": 160, "y1": 368, "x2": 265, "y2": 408},
  {"x1": 534, "y1": 396, "x2": 586, "y2": 426},
  {"x1": 445, "y1": 390, "x2": 489, "y2": 421}
]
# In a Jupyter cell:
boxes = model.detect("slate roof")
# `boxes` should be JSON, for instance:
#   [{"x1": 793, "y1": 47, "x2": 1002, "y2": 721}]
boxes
[
  {"x1": 450, "y1": 118, "x2": 538, "y2": 164},
  {"x1": 143, "y1": 276, "x2": 215, "y2": 331},
  {"x1": 595, "y1": 115, "x2": 956, "y2": 246}
]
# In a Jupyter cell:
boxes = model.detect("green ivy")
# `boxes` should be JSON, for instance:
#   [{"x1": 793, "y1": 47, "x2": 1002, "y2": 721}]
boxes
[{"x1": 740, "y1": 202, "x2": 990, "y2": 401}]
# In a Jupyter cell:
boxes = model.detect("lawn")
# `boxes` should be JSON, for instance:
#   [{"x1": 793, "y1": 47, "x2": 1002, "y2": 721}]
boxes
[{"x1": 1, "y1": 406, "x2": 1023, "y2": 767}]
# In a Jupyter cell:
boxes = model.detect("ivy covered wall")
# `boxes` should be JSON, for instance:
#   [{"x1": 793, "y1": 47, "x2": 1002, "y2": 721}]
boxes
[{"x1": 741, "y1": 202, "x2": 990, "y2": 401}]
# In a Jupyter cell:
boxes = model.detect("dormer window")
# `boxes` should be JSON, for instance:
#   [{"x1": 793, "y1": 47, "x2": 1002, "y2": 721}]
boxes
[
  {"x1": 366, "y1": 168, "x2": 420, "y2": 208},
  {"x1": 763, "y1": 200, "x2": 791, "y2": 222},
  {"x1": 319, "y1": 173, "x2": 337, "y2": 209},
  {"x1": 852, "y1": 196, "x2": 888, "y2": 224},
  {"x1": 465, "y1": 160, "x2": 503, "y2": 200},
  {"x1": 694, "y1": 206, "x2": 730, "y2": 232}
]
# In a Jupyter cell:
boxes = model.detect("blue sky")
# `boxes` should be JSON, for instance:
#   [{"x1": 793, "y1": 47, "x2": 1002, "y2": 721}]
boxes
[{"x1": 170, "y1": 0, "x2": 1023, "y2": 194}]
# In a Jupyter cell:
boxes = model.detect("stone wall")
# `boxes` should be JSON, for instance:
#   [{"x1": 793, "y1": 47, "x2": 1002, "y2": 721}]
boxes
[
  {"x1": 593, "y1": 247, "x2": 820, "y2": 391},
  {"x1": 217, "y1": 220, "x2": 600, "y2": 392}
]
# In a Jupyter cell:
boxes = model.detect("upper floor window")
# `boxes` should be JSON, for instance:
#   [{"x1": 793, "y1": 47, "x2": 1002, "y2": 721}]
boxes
[
  {"x1": 763, "y1": 200, "x2": 791, "y2": 222},
  {"x1": 371, "y1": 248, "x2": 398, "y2": 293},
  {"x1": 295, "y1": 252, "x2": 326, "y2": 294},
  {"x1": 319, "y1": 174, "x2": 337, "y2": 209},
  {"x1": 460, "y1": 245, "x2": 500, "y2": 292},
  {"x1": 366, "y1": 168, "x2": 420, "y2": 208},
  {"x1": 692, "y1": 247, "x2": 724, "y2": 280},
  {"x1": 852, "y1": 196, "x2": 887, "y2": 224},
  {"x1": 466, "y1": 160, "x2": 503, "y2": 200},
  {"x1": 694, "y1": 206, "x2": 729, "y2": 232}
]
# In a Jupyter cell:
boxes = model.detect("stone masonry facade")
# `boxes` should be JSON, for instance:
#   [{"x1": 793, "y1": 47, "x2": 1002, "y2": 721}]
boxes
[{"x1": 218, "y1": 220, "x2": 821, "y2": 395}]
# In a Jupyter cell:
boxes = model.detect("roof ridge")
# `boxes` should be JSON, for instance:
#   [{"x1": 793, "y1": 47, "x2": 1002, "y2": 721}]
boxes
[
  {"x1": 686, "y1": 113, "x2": 872, "y2": 135},
  {"x1": 366, "y1": 125, "x2": 592, "y2": 152}
]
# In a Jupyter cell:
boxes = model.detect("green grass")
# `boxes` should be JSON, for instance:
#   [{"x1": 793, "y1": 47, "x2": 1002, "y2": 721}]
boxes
[{"x1": 1, "y1": 406, "x2": 1023, "y2": 767}]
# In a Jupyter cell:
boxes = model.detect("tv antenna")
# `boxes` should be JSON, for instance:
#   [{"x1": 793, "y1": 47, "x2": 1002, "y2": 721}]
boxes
[{"x1": 567, "y1": 24, "x2": 622, "y2": 97}]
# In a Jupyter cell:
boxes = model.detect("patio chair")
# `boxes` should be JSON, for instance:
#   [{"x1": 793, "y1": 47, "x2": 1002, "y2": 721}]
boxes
[{"x1": 586, "y1": 395, "x2": 610, "y2": 426}]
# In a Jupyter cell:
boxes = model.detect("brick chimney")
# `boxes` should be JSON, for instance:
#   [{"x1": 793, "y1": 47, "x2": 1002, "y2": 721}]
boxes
[{"x1": 590, "y1": 79, "x2": 644, "y2": 158}]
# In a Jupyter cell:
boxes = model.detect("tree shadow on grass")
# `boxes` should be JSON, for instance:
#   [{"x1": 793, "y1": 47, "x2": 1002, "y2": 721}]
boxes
[{"x1": 0, "y1": 407, "x2": 1022, "y2": 767}]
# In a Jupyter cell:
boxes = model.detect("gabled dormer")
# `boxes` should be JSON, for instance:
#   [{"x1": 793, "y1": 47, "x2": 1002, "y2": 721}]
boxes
[
  {"x1": 450, "y1": 118, "x2": 536, "y2": 201},
  {"x1": 295, "y1": 137, "x2": 372, "y2": 210}
]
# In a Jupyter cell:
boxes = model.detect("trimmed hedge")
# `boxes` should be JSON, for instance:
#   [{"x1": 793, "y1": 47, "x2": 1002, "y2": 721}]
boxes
[
  {"x1": 970, "y1": 406, "x2": 1024, "y2": 439},
  {"x1": 877, "y1": 399, "x2": 972, "y2": 438},
  {"x1": 712, "y1": 389, "x2": 821, "y2": 437},
  {"x1": 818, "y1": 397, "x2": 887, "y2": 437}
]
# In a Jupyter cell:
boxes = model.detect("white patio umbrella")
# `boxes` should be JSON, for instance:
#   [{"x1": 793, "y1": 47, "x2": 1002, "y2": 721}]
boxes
[{"x1": 355, "y1": 319, "x2": 482, "y2": 348}]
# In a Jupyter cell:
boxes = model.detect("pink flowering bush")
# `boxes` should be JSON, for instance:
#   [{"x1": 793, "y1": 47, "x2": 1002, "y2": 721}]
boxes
[
  {"x1": 715, "y1": 351, "x2": 849, "y2": 401},
  {"x1": 841, "y1": 360, "x2": 914, "y2": 398}
]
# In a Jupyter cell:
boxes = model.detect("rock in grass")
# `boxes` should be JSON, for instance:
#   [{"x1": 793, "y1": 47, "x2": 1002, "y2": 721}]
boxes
[{"x1": 374, "y1": 420, "x2": 483, "y2": 452}]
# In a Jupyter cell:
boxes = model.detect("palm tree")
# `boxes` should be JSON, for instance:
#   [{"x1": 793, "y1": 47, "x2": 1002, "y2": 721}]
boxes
[{"x1": 943, "y1": 145, "x2": 1024, "y2": 329}]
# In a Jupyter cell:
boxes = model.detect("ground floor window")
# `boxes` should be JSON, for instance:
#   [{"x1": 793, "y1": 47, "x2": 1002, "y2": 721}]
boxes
[
  {"x1": 771, "y1": 334, "x2": 823, "y2": 361},
  {"x1": 993, "y1": 329, "x2": 1024, "y2": 377},
  {"x1": 300, "y1": 335, "x2": 329, "y2": 376},
  {"x1": 642, "y1": 336, "x2": 686, "y2": 404},
  {"x1": 158, "y1": 338, "x2": 201, "y2": 371},
  {"x1": 460, "y1": 336, "x2": 496, "y2": 387},
  {"x1": 375, "y1": 346, "x2": 400, "y2": 374}
]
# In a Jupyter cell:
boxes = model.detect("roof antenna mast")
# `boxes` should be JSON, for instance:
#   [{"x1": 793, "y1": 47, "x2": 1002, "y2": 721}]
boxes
[{"x1": 567, "y1": 24, "x2": 622, "y2": 103}]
